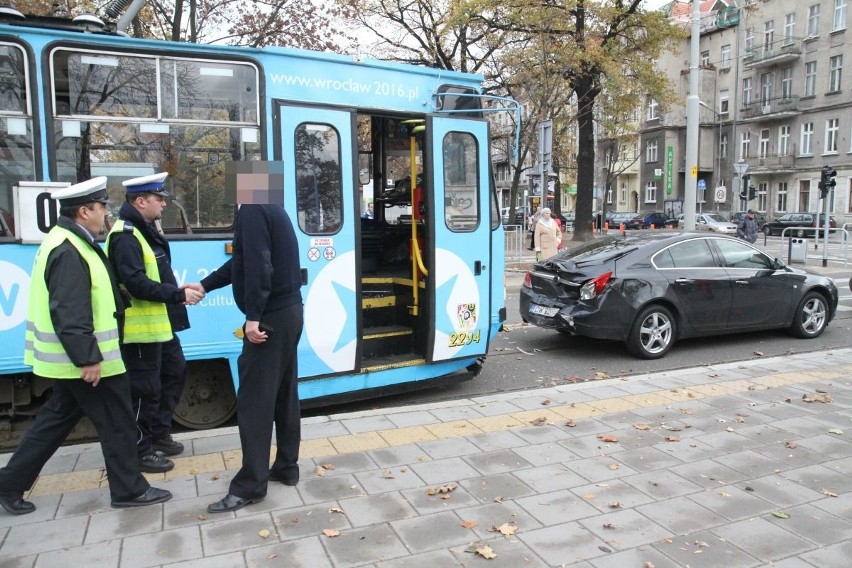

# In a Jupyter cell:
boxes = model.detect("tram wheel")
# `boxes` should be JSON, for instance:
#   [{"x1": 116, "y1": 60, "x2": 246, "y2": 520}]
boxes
[{"x1": 173, "y1": 360, "x2": 237, "y2": 429}]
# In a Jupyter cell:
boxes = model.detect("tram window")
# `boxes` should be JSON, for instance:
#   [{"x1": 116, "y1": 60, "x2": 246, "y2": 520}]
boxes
[
  {"x1": 0, "y1": 45, "x2": 28, "y2": 114},
  {"x1": 54, "y1": 121, "x2": 260, "y2": 231},
  {"x1": 53, "y1": 51, "x2": 157, "y2": 118},
  {"x1": 295, "y1": 123, "x2": 342, "y2": 235},
  {"x1": 1, "y1": 44, "x2": 35, "y2": 234},
  {"x1": 160, "y1": 60, "x2": 258, "y2": 123},
  {"x1": 443, "y1": 131, "x2": 478, "y2": 232}
]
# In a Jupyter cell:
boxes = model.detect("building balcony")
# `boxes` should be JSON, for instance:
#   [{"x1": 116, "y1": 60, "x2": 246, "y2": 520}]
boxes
[
  {"x1": 740, "y1": 96, "x2": 799, "y2": 122},
  {"x1": 744, "y1": 153, "x2": 796, "y2": 174},
  {"x1": 744, "y1": 38, "x2": 802, "y2": 68}
]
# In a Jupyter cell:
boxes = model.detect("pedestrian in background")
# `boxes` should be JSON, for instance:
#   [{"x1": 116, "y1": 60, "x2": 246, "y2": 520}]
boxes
[
  {"x1": 737, "y1": 208, "x2": 758, "y2": 244},
  {"x1": 200, "y1": 203, "x2": 304, "y2": 513},
  {"x1": 106, "y1": 172, "x2": 204, "y2": 474},
  {"x1": 0, "y1": 177, "x2": 171, "y2": 515},
  {"x1": 534, "y1": 207, "x2": 562, "y2": 261}
]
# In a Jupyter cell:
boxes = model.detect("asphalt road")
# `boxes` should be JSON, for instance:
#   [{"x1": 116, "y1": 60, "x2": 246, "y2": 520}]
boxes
[{"x1": 310, "y1": 236, "x2": 852, "y2": 417}]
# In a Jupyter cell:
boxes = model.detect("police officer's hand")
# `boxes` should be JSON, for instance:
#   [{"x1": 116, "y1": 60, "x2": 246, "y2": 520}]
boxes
[
  {"x1": 181, "y1": 283, "x2": 205, "y2": 306},
  {"x1": 80, "y1": 363, "x2": 102, "y2": 387},
  {"x1": 244, "y1": 320, "x2": 267, "y2": 344}
]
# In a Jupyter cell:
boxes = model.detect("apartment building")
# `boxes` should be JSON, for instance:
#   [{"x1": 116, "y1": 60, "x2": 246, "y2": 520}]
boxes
[{"x1": 638, "y1": 0, "x2": 852, "y2": 225}]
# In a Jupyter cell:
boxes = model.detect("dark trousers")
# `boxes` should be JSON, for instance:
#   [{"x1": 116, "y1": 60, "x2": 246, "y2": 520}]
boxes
[
  {"x1": 230, "y1": 303, "x2": 303, "y2": 500},
  {"x1": 123, "y1": 336, "x2": 187, "y2": 456},
  {"x1": 0, "y1": 373, "x2": 149, "y2": 501}
]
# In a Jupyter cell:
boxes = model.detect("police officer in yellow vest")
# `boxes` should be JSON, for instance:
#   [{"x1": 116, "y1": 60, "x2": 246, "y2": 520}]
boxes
[
  {"x1": 106, "y1": 172, "x2": 204, "y2": 474},
  {"x1": 0, "y1": 177, "x2": 172, "y2": 515}
]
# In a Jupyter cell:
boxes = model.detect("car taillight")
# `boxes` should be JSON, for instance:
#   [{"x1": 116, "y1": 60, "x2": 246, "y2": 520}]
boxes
[
  {"x1": 580, "y1": 271, "x2": 613, "y2": 300},
  {"x1": 523, "y1": 272, "x2": 532, "y2": 288}
]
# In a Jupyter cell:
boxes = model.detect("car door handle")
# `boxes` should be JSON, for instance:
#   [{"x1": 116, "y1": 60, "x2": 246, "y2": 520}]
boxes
[
  {"x1": 734, "y1": 280, "x2": 749, "y2": 286},
  {"x1": 675, "y1": 278, "x2": 694, "y2": 284}
]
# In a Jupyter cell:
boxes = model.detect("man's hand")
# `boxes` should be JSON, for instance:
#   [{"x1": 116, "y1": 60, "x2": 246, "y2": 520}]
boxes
[
  {"x1": 181, "y1": 283, "x2": 206, "y2": 305},
  {"x1": 244, "y1": 320, "x2": 267, "y2": 344},
  {"x1": 80, "y1": 363, "x2": 102, "y2": 387}
]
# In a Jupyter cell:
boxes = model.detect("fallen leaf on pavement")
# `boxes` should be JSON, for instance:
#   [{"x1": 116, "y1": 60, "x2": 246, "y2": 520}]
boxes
[
  {"x1": 323, "y1": 529, "x2": 340, "y2": 537},
  {"x1": 460, "y1": 520, "x2": 478, "y2": 529},
  {"x1": 665, "y1": 435, "x2": 680, "y2": 442},
  {"x1": 784, "y1": 440, "x2": 797, "y2": 449},
  {"x1": 540, "y1": 399, "x2": 551, "y2": 405},
  {"x1": 489, "y1": 523, "x2": 517, "y2": 536},
  {"x1": 258, "y1": 529, "x2": 271, "y2": 539},
  {"x1": 608, "y1": 463, "x2": 619, "y2": 470},
  {"x1": 598, "y1": 434, "x2": 619, "y2": 443},
  {"x1": 565, "y1": 419, "x2": 577, "y2": 428},
  {"x1": 822, "y1": 489, "x2": 838, "y2": 497},
  {"x1": 475, "y1": 545, "x2": 497, "y2": 559},
  {"x1": 608, "y1": 501, "x2": 622, "y2": 508},
  {"x1": 329, "y1": 507, "x2": 345, "y2": 514},
  {"x1": 426, "y1": 483, "x2": 457, "y2": 495},
  {"x1": 381, "y1": 469, "x2": 395, "y2": 479},
  {"x1": 772, "y1": 511, "x2": 790, "y2": 519},
  {"x1": 595, "y1": 371, "x2": 610, "y2": 380},
  {"x1": 802, "y1": 393, "x2": 833, "y2": 403},
  {"x1": 633, "y1": 423, "x2": 652, "y2": 431},
  {"x1": 529, "y1": 417, "x2": 548, "y2": 426},
  {"x1": 828, "y1": 428, "x2": 844, "y2": 435}
]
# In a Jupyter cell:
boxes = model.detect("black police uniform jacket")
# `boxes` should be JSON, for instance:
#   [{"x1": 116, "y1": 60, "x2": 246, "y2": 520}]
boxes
[{"x1": 106, "y1": 201, "x2": 190, "y2": 334}]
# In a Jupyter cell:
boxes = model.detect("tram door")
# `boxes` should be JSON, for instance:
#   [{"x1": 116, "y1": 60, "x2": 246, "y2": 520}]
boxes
[
  {"x1": 276, "y1": 104, "x2": 358, "y2": 378},
  {"x1": 427, "y1": 116, "x2": 491, "y2": 362}
]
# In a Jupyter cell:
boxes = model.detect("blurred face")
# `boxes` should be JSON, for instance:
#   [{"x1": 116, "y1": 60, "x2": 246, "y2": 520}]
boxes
[{"x1": 135, "y1": 193, "x2": 167, "y2": 222}]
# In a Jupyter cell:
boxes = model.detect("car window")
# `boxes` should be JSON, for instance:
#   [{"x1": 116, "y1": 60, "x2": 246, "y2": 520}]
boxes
[
  {"x1": 706, "y1": 213, "x2": 727, "y2": 223},
  {"x1": 714, "y1": 239, "x2": 774, "y2": 269},
  {"x1": 654, "y1": 239, "x2": 717, "y2": 268}
]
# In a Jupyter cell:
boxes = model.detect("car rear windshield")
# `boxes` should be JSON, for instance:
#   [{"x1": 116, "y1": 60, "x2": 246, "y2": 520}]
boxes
[{"x1": 559, "y1": 236, "x2": 637, "y2": 264}]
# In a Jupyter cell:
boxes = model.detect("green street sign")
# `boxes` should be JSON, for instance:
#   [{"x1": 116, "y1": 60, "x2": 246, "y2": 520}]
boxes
[{"x1": 666, "y1": 146, "x2": 674, "y2": 194}]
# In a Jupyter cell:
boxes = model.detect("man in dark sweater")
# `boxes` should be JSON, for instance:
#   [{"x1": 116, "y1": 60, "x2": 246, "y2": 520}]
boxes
[{"x1": 199, "y1": 204, "x2": 304, "y2": 513}]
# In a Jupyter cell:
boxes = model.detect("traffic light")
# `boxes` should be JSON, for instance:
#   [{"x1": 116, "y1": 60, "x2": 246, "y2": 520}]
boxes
[
  {"x1": 818, "y1": 165, "x2": 837, "y2": 198},
  {"x1": 748, "y1": 185, "x2": 756, "y2": 200},
  {"x1": 739, "y1": 174, "x2": 751, "y2": 199}
]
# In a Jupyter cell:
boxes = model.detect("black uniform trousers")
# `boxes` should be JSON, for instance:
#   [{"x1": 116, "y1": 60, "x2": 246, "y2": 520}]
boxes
[
  {"x1": 123, "y1": 335, "x2": 187, "y2": 456},
  {"x1": 0, "y1": 373, "x2": 149, "y2": 501},
  {"x1": 230, "y1": 303, "x2": 303, "y2": 500}
]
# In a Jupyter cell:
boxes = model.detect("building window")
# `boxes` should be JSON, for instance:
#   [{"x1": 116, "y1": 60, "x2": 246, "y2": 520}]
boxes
[
  {"x1": 779, "y1": 125, "x2": 790, "y2": 155},
  {"x1": 646, "y1": 138, "x2": 659, "y2": 162},
  {"x1": 800, "y1": 179, "x2": 811, "y2": 211},
  {"x1": 607, "y1": 187, "x2": 613, "y2": 204},
  {"x1": 721, "y1": 44, "x2": 731, "y2": 69},
  {"x1": 720, "y1": 133, "x2": 728, "y2": 158},
  {"x1": 800, "y1": 122, "x2": 814, "y2": 155},
  {"x1": 740, "y1": 131, "x2": 751, "y2": 159},
  {"x1": 759, "y1": 129, "x2": 770, "y2": 158},
  {"x1": 760, "y1": 72, "x2": 773, "y2": 104},
  {"x1": 764, "y1": 20, "x2": 775, "y2": 50},
  {"x1": 781, "y1": 67, "x2": 793, "y2": 99},
  {"x1": 784, "y1": 13, "x2": 796, "y2": 43},
  {"x1": 645, "y1": 181, "x2": 657, "y2": 203},
  {"x1": 720, "y1": 89, "x2": 729, "y2": 114},
  {"x1": 805, "y1": 61, "x2": 817, "y2": 96},
  {"x1": 646, "y1": 97, "x2": 659, "y2": 120},
  {"x1": 758, "y1": 182, "x2": 769, "y2": 212},
  {"x1": 701, "y1": 50, "x2": 710, "y2": 66},
  {"x1": 848, "y1": 178, "x2": 852, "y2": 213},
  {"x1": 808, "y1": 4, "x2": 821, "y2": 36},
  {"x1": 826, "y1": 118, "x2": 839, "y2": 153},
  {"x1": 829, "y1": 55, "x2": 843, "y2": 92},
  {"x1": 835, "y1": 0, "x2": 847, "y2": 31},
  {"x1": 777, "y1": 181, "x2": 788, "y2": 212},
  {"x1": 745, "y1": 28, "x2": 754, "y2": 52},
  {"x1": 621, "y1": 183, "x2": 627, "y2": 204},
  {"x1": 742, "y1": 77, "x2": 753, "y2": 105}
]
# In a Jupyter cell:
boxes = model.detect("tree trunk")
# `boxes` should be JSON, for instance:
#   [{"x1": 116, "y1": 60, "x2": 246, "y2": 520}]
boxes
[{"x1": 573, "y1": 74, "x2": 597, "y2": 241}]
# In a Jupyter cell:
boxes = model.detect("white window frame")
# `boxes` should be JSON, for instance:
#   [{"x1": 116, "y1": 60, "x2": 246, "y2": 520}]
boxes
[
  {"x1": 760, "y1": 72, "x2": 773, "y2": 104},
  {"x1": 646, "y1": 138, "x2": 659, "y2": 162},
  {"x1": 808, "y1": 4, "x2": 821, "y2": 37},
  {"x1": 759, "y1": 129, "x2": 770, "y2": 158},
  {"x1": 834, "y1": 0, "x2": 847, "y2": 31},
  {"x1": 777, "y1": 181, "x2": 788, "y2": 212},
  {"x1": 745, "y1": 28, "x2": 755, "y2": 52},
  {"x1": 740, "y1": 131, "x2": 751, "y2": 159},
  {"x1": 645, "y1": 181, "x2": 657, "y2": 204},
  {"x1": 757, "y1": 182, "x2": 769, "y2": 212},
  {"x1": 805, "y1": 61, "x2": 817, "y2": 96},
  {"x1": 720, "y1": 133, "x2": 728, "y2": 158},
  {"x1": 701, "y1": 50, "x2": 710, "y2": 66},
  {"x1": 826, "y1": 118, "x2": 840, "y2": 154},
  {"x1": 764, "y1": 20, "x2": 775, "y2": 50},
  {"x1": 720, "y1": 89, "x2": 730, "y2": 115},
  {"x1": 781, "y1": 67, "x2": 793, "y2": 99},
  {"x1": 742, "y1": 77, "x2": 753, "y2": 105},
  {"x1": 620, "y1": 182, "x2": 627, "y2": 204},
  {"x1": 829, "y1": 55, "x2": 843, "y2": 92},
  {"x1": 800, "y1": 122, "x2": 814, "y2": 155},
  {"x1": 721, "y1": 45, "x2": 731, "y2": 69},
  {"x1": 779, "y1": 125, "x2": 790, "y2": 155},
  {"x1": 784, "y1": 13, "x2": 795, "y2": 43},
  {"x1": 647, "y1": 97, "x2": 659, "y2": 120}
]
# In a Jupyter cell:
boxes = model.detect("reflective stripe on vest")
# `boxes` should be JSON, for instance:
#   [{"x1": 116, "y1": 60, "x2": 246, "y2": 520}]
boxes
[
  {"x1": 106, "y1": 220, "x2": 173, "y2": 343},
  {"x1": 24, "y1": 226, "x2": 126, "y2": 379}
]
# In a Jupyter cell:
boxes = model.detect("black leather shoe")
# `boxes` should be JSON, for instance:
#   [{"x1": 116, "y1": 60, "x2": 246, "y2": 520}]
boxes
[
  {"x1": 139, "y1": 452, "x2": 174, "y2": 473},
  {"x1": 111, "y1": 487, "x2": 172, "y2": 508},
  {"x1": 151, "y1": 435, "x2": 184, "y2": 456},
  {"x1": 207, "y1": 493, "x2": 262, "y2": 514},
  {"x1": 0, "y1": 493, "x2": 35, "y2": 515},
  {"x1": 268, "y1": 469, "x2": 299, "y2": 486}
]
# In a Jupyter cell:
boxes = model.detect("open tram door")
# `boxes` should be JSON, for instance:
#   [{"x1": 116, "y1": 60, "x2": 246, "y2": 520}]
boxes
[{"x1": 427, "y1": 116, "x2": 491, "y2": 362}]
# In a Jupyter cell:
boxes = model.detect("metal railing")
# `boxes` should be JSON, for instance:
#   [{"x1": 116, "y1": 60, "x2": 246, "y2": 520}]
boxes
[
  {"x1": 770, "y1": 226, "x2": 850, "y2": 267},
  {"x1": 504, "y1": 224, "x2": 526, "y2": 266}
]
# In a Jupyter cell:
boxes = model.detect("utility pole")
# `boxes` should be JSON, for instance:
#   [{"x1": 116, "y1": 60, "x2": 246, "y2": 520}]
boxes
[{"x1": 683, "y1": 0, "x2": 700, "y2": 231}]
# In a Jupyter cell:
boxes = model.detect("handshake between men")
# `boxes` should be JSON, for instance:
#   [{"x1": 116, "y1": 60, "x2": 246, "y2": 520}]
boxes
[{"x1": 181, "y1": 282, "x2": 206, "y2": 306}]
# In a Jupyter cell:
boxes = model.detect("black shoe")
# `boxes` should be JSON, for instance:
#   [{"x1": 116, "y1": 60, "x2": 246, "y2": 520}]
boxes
[
  {"x1": 151, "y1": 435, "x2": 184, "y2": 456},
  {"x1": 268, "y1": 469, "x2": 299, "y2": 486},
  {"x1": 111, "y1": 487, "x2": 172, "y2": 508},
  {"x1": 0, "y1": 493, "x2": 35, "y2": 515},
  {"x1": 207, "y1": 493, "x2": 262, "y2": 514},
  {"x1": 138, "y1": 452, "x2": 174, "y2": 473}
]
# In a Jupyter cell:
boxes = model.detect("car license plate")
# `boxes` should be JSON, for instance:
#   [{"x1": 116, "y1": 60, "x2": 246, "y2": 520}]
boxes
[{"x1": 529, "y1": 304, "x2": 559, "y2": 317}]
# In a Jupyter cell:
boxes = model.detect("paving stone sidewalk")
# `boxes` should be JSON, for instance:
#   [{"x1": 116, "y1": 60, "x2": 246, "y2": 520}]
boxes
[{"x1": 1, "y1": 349, "x2": 851, "y2": 567}]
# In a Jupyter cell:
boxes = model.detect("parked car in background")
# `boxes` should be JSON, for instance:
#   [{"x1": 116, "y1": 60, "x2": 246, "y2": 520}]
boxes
[
  {"x1": 690, "y1": 212, "x2": 738, "y2": 234},
  {"x1": 624, "y1": 211, "x2": 675, "y2": 230},
  {"x1": 762, "y1": 213, "x2": 837, "y2": 237},
  {"x1": 609, "y1": 212, "x2": 638, "y2": 229},
  {"x1": 519, "y1": 232, "x2": 838, "y2": 359},
  {"x1": 731, "y1": 211, "x2": 767, "y2": 231}
]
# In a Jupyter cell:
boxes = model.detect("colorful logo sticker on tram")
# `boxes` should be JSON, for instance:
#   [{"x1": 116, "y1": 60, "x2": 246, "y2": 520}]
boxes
[
  {"x1": 457, "y1": 303, "x2": 477, "y2": 330},
  {"x1": 0, "y1": 261, "x2": 30, "y2": 332},
  {"x1": 433, "y1": 248, "x2": 481, "y2": 360}
]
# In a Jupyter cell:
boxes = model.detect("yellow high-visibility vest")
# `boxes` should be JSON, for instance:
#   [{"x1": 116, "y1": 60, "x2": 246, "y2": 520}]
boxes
[
  {"x1": 24, "y1": 226, "x2": 125, "y2": 378},
  {"x1": 106, "y1": 220, "x2": 173, "y2": 343}
]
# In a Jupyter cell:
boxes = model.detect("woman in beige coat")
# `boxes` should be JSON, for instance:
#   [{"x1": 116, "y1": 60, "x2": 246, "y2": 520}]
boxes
[{"x1": 534, "y1": 208, "x2": 562, "y2": 261}]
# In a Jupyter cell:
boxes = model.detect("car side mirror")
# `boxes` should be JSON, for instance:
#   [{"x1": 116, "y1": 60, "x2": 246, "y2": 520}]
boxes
[{"x1": 772, "y1": 257, "x2": 786, "y2": 270}]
